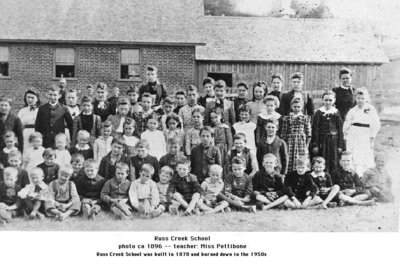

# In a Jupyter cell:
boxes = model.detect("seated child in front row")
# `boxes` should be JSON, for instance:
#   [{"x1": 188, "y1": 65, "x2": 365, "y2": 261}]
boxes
[
  {"x1": 0, "y1": 167, "x2": 23, "y2": 223},
  {"x1": 46, "y1": 166, "x2": 81, "y2": 221},
  {"x1": 128, "y1": 164, "x2": 162, "y2": 218},
  {"x1": 156, "y1": 166, "x2": 174, "y2": 216},
  {"x1": 252, "y1": 154, "x2": 288, "y2": 210},
  {"x1": 18, "y1": 168, "x2": 49, "y2": 219},
  {"x1": 101, "y1": 162, "x2": 132, "y2": 219},
  {"x1": 7, "y1": 150, "x2": 30, "y2": 188},
  {"x1": 37, "y1": 148, "x2": 60, "y2": 184},
  {"x1": 167, "y1": 157, "x2": 202, "y2": 216},
  {"x1": 69, "y1": 130, "x2": 93, "y2": 160},
  {"x1": 75, "y1": 159, "x2": 105, "y2": 219}
]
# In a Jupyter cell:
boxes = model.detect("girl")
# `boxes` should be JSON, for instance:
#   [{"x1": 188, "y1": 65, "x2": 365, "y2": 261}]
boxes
[
  {"x1": 312, "y1": 91, "x2": 344, "y2": 173},
  {"x1": 140, "y1": 115, "x2": 166, "y2": 160},
  {"x1": 0, "y1": 96, "x2": 23, "y2": 152},
  {"x1": 210, "y1": 108, "x2": 232, "y2": 171},
  {"x1": 198, "y1": 77, "x2": 215, "y2": 108},
  {"x1": 281, "y1": 97, "x2": 311, "y2": 172},
  {"x1": 122, "y1": 118, "x2": 139, "y2": 157},
  {"x1": 232, "y1": 105, "x2": 256, "y2": 152},
  {"x1": 164, "y1": 113, "x2": 184, "y2": 149},
  {"x1": 23, "y1": 132, "x2": 45, "y2": 174},
  {"x1": 268, "y1": 73, "x2": 283, "y2": 103},
  {"x1": 54, "y1": 133, "x2": 71, "y2": 169},
  {"x1": 343, "y1": 88, "x2": 381, "y2": 176},
  {"x1": 93, "y1": 121, "x2": 113, "y2": 164},
  {"x1": 18, "y1": 88, "x2": 41, "y2": 152},
  {"x1": 184, "y1": 108, "x2": 204, "y2": 156},
  {"x1": 246, "y1": 82, "x2": 268, "y2": 123},
  {"x1": 106, "y1": 97, "x2": 131, "y2": 135},
  {"x1": 0, "y1": 131, "x2": 18, "y2": 169},
  {"x1": 255, "y1": 95, "x2": 281, "y2": 145}
]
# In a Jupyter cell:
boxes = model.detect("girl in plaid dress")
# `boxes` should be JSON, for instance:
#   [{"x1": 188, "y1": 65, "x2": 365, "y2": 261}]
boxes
[
  {"x1": 210, "y1": 107, "x2": 233, "y2": 171},
  {"x1": 280, "y1": 97, "x2": 311, "y2": 172}
]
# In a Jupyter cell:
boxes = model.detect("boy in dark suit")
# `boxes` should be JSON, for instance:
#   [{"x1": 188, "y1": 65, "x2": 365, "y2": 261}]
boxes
[
  {"x1": 138, "y1": 66, "x2": 167, "y2": 108},
  {"x1": 35, "y1": 85, "x2": 73, "y2": 148},
  {"x1": 93, "y1": 83, "x2": 115, "y2": 122}
]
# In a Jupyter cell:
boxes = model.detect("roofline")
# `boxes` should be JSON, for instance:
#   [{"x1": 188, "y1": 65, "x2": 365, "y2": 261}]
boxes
[
  {"x1": 196, "y1": 59, "x2": 388, "y2": 64},
  {"x1": 0, "y1": 39, "x2": 206, "y2": 46}
]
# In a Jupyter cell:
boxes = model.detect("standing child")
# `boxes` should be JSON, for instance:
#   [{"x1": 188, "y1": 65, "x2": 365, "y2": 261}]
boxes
[
  {"x1": 46, "y1": 166, "x2": 81, "y2": 221},
  {"x1": 156, "y1": 166, "x2": 174, "y2": 217},
  {"x1": 106, "y1": 97, "x2": 131, "y2": 135},
  {"x1": 107, "y1": 86, "x2": 120, "y2": 114},
  {"x1": 123, "y1": 118, "x2": 139, "y2": 157},
  {"x1": 332, "y1": 67, "x2": 355, "y2": 121},
  {"x1": 184, "y1": 108, "x2": 204, "y2": 156},
  {"x1": 0, "y1": 97, "x2": 23, "y2": 153},
  {"x1": 173, "y1": 91, "x2": 187, "y2": 114},
  {"x1": 93, "y1": 121, "x2": 113, "y2": 164},
  {"x1": 0, "y1": 167, "x2": 23, "y2": 223},
  {"x1": 86, "y1": 85, "x2": 95, "y2": 98},
  {"x1": 131, "y1": 139, "x2": 159, "y2": 181},
  {"x1": 233, "y1": 82, "x2": 249, "y2": 122},
  {"x1": 198, "y1": 77, "x2": 216, "y2": 108},
  {"x1": 133, "y1": 93, "x2": 158, "y2": 136},
  {"x1": 141, "y1": 115, "x2": 166, "y2": 160},
  {"x1": 101, "y1": 162, "x2": 132, "y2": 219},
  {"x1": 268, "y1": 73, "x2": 283, "y2": 102},
  {"x1": 7, "y1": 150, "x2": 30, "y2": 188},
  {"x1": 255, "y1": 95, "x2": 281, "y2": 145},
  {"x1": 227, "y1": 134, "x2": 258, "y2": 177},
  {"x1": 160, "y1": 97, "x2": 181, "y2": 132},
  {"x1": 65, "y1": 88, "x2": 80, "y2": 119},
  {"x1": 210, "y1": 107, "x2": 232, "y2": 170},
  {"x1": 69, "y1": 130, "x2": 93, "y2": 160},
  {"x1": 93, "y1": 82, "x2": 115, "y2": 122},
  {"x1": 159, "y1": 137, "x2": 185, "y2": 171},
  {"x1": 281, "y1": 97, "x2": 311, "y2": 172},
  {"x1": 54, "y1": 133, "x2": 71, "y2": 169},
  {"x1": 312, "y1": 91, "x2": 344, "y2": 172},
  {"x1": 23, "y1": 132, "x2": 45, "y2": 174},
  {"x1": 37, "y1": 148, "x2": 60, "y2": 185},
  {"x1": 126, "y1": 86, "x2": 143, "y2": 116},
  {"x1": 138, "y1": 66, "x2": 168, "y2": 107},
  {"x1": 246, "y1": 82, "x2": 267, "y2": 123},
  {"x1": 178, "y1": 85, "x2": 205, "y2": 130},
  {"x1": 232, "y1": 105, "x2": 257, "y2": 152},
  {"x1": 70, "y1": 153, "x2": 85, "y2": 183},
  {"x1": 0, "y1": 131, "x2": 18, "y2": 168},
  {"x1": 204, "y1": 80, "x2": 235, "y2": 127},
  {"x1": 164, "y1": 113, "x2": 184, "y2": 148}
]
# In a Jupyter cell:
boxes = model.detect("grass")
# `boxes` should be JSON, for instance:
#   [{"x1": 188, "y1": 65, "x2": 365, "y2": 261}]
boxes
[{"x1": 1, "y1": 122, "x2": 400, "y2": 232}]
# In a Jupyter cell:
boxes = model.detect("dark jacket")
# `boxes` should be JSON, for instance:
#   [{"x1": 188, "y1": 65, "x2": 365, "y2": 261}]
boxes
[
  {"x1": 256, "y1": 137, "x2": 288, "y2": 175},
  {"x1": 138, "y1": 81, "x2": 167, "y2": 106},
  {"x1": 0, "y1": 113, "x2": 23, "y2": 152},
  {"x1": 72, "y1": 113, "x2": 102, "y2": 145},
  {"x1": 190, "y1": 144, "x2": 222, "y2": 183},
  {"x1": 278, "y1": 90, "x2": 314, "y2": 117}
]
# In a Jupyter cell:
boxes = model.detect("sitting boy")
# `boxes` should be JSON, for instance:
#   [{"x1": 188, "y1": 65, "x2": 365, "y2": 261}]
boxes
[
  {"x1": 156, "y1": 166, "x2": 174, "y2": 217},
  {"x1": 0, "y1": 167, "x2": 23, "y2": 223},
  {"x1": 37, "y1": 148, "x2": 60, "y2": 185}
]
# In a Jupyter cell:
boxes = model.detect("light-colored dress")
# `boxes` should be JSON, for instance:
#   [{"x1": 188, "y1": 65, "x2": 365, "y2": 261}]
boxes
[
  {"x1": 141, "y1": 130, "x2": 167, "y2": 160},
  {"x1": 233, "y1": 121, "x2": 257, "y2": 152},
  {"x1": 23, "y1": 146, "x2": 45, "y2": 174},
  {"x1": 18, "y1": 106, "x2": 38, "y2": 152},
  {"x1": 246, "y1": 100, "x2": 267, "y2": 123},
  {"x1": 93, "y1": 136, "x2": 113, "y2": 163}
]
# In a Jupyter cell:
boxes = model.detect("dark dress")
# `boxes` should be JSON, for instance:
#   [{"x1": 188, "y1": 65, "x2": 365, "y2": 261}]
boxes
[
  {"x1": 332, "y1": 86, "x2": 355, "y2": 121},
  {"x1": 93, "y1": 100, "x2": 114, "y2": 122}
]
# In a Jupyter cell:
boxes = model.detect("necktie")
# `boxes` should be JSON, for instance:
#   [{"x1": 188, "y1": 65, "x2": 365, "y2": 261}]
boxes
[{"x1": 34, "y1": 185, "x2": 42, "y2": 193}]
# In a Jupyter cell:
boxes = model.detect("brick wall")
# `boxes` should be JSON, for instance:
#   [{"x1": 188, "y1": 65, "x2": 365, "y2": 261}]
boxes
[{"x1": 0, "y1": 43, "x2": 196, "y2": 111}]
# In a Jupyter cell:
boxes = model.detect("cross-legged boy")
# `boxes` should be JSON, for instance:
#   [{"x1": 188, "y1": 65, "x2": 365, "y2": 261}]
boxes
[
  {"x1": 155, "y1": 166, "x2": 174, "y2": 218},
  {"x1": 0, "y1": 167, "x2": 23, "y2": 224}
]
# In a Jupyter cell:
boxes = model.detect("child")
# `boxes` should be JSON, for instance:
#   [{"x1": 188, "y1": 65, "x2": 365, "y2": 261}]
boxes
[
  {"x1": 72, "y1": 96, "x2": 102, "y2": 146},
  {"x1": 256, "y1": 119, "x2": 288, "y2": 175},
  {"x1": 101, "y1": 162, "x2": 132, "y2": 219},
  {"x1": 126, "y1": 86, "x2": 143, "y2": 115},
  {"x1": 107, "y1": 86, "x2": 120, "y2": 114},
  {"x1": 197, "y1": 164, "x2": 229, "y2": 214},
  {"x1": 141, "y1": 115, "x2": 166, "y2": 160},
  {"x1": 23, "y1": 132, "x2": 45, "y2": 174},
  {"x1": 255, "y1": 95, "x2": 281, "y2": 145},
  {"x1": 7, "y1": 150, "x2": 30, "y2": 188},
  {"x1": 138, "y1": 66, "x2": 168, "y2": 107},
  {"x1": 123, "y1": 118, "x2": 139, "y2": 157},
  {"x1": 46, "y1": 166, "x2": 81, "y2": 221},
  {"x1": 331, "y1": 152, "x2": 375, "y2": 206},
  {"x1": 198, "y1": 77, "x2": 215, "y2": 108},
  {"x1": 178, "y1": 85, "x2": 205, "y2": 129},
  {"x1": 65, "y1": 88, "x2": 80, "y2": 119},
  {"x1": 232, "y1": 105, "x2": 257, "y2": 152},
  {"x1": 283, "y1": 157, "x2": 318, "y2": 209},
  {"x1": 160, "y1": 96, "x2": 181, "y2": 132},
  {"x1": 308, "y1": 157, "x2": 340, "y2": 209},
  {"x1": 75, "y1": 159, "x2": 105, "y2": 219},
  {"x1": 133, "y1": 92, "x2": 158, "y2": 135},
  {"x1": 361, "y1": 152, "x2": 393, "y2": 203},
  {"x1": 156, "y1": 166, "x2": 174, "y2": 216},
  {"x1": 246, "y1": 82, "x2": 267, "y2": 123},
  {"x1": 0, "y1": 131, "x2": 18, "y2": 168},
  {"x1": 54, "y1": 133, "x2": 71, "y2": 169},
  {"x1": 0, "y1": 167, "x2": 23, "y2": 223},
  {"x1": 268, "y1": 73, "x2": 283, "y2": 102},
  {"x1": 18, "y1": 168, "x2": 49, "y2": 219},
  {"x1": 93, "y1": 82, "x2": 115, "y2": 122},
  {"x1": 173, "y1": 91, "x2": 187, "y2": 114},
  {"x1": 69, "y1": 130, "x2": 94, "y2": 160},
  {"x1": 86, "y1": 85, "x2": 95, "y2": 98},
  {"x1": 204, "y1": 80, "x2": 235, "y2": 127},
  {"x1": 227, "y1": 133, "x2": 258, "y2": 177},
  {"x1": 190, "y1": 126, "x2": 222, "y2": 183},
  {"x1": 184, "y1": 108, "x2": 204, "y2": 156},
  {"x1": 107, "y1": 97, "x2": 131, "y2": 135},
  {"x1": 98, "y1": 137, "x2": 133, "y2": 181},
  {"x1": 35, "y1": 84, "x2": 73, "y2": 148},
  {"x1": 332, "y1": 67, "x2": 355, "y2": 121},
  {"x1": 252, "y1": 154, "x2": 287, "y2": 210},
  {"x1": 129, "y1": 163, "x2": 162, "y2": 218},
  {"x1": 37, "y1": 148, "x2": 60, "y2": 184},
  {"x1": 0, "y1": 97, "x2": 23, "y2": 153},
  {"x1": 159, "y1": 137, "x2": 185, "y2": 171},
  {"x1": 210, "y1": 107, "x2": 232, "y2": 170},
  {"x1": 281, "y1": 97, "x2": 311, "y2": 172},
  {"x1": 93, "y1": 121, "x2": 113, "y2": 164},
  {"x1": 167, "y1": 157, "x2": 202, "y2": 216},
  {"x1": 70, "y1": 153, "x2": 85, "y2": 183},
  {"x1": 131, "y1": 139, "x2": 159, "y2": 181},
  {"x1": 233, "y1": 82, "x2": 249, "y2": 122},
  {"x1": 164, "y1": 113, "x2": 184, "y2": 148},
  {"x1": 18, "y1": 88, "x2": 41, "y2": 152},
  {"x1": 312, "y1": 91, "x2": 344, "y2": 172},
  {"x1": 343, "y1": 88, "x2": 381, "y2": 175}
]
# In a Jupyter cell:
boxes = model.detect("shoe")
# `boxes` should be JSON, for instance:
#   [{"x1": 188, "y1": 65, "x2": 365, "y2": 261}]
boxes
[
  {"x1": 88, "y1": 206, "x2": 99, "y2": 220},
  {"x1": 82, "y1": 205, "x2": 90, "y2": 219},
  {"x1": 327, "y1": 202, "x2": 337, "y2": 208},
  {"x1": 169, "y1": 206, "x2": 179, "y2": 216},
  {"x1": 191, "y1": 208, "x2": 201, "y2": 216},
  {"x1": 338, "y1": 200, "x2": 345, "y2": 207},
  {"x1": 223, "y1": 207, "x2": 231, "y2": 213},
  {"x1": 149, "y1": 208, "x2": 162, "y2": 219},
  {"x1": 36, "y1": 212, "x2": 44, "y2": 220},
  {"x1": 247, "y1": 205, "x2": 256, "y2": 213},
  {"x1": 137, "y1": 204, "x2": 146, "y2": 215}
]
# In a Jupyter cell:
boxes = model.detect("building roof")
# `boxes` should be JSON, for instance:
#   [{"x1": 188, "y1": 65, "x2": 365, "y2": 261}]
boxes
[
  {"x1": 384, "y1": 44, "x2": 400, "y2": 61},
  {"x1": 0, "y1": 0, "x2": 204, "y2": 45},
  {"x1": 196, "y1": 17, "x2": 389, "y2": 63}
]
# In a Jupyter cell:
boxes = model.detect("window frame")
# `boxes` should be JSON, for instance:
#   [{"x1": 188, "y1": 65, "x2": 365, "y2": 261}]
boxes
[
  {"x1": 207, "y1": 72, "x2": 233, "y2": 88},
  {"x1": 0, "y1": 46, "x2": 10, "y2": 79},
  {"x1": 53, "y1": 47, "x2": 77, "y2": 79},
  {"x1": 119, "y1": 48, "x2": 141, "y2": 81}
]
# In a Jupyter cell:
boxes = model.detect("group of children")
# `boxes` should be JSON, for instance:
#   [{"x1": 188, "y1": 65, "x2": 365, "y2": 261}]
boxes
[{"x1": 0, "y1": 66, "x2": 393, "y2": 224}]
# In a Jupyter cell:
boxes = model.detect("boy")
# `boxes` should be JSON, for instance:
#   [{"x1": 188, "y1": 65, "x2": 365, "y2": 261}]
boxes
[
  {"x1": 93, "y1": 82, "x2": 115, "y2": 122},
  {"x1": 233, "y1": 82, "x2": 249, "y2": 122},
  {"x1": 126, "y1": 86, "x2": 143, "y2": 115},
  {"x1": 75, "y1": 159, "x2": 105, "y2": 219},
  {"x1": 35, "y1": 84, "x2": 73, "y2": 148},
  {"x1": 173, "y1": 91, "x2": 187, "y2": 114},
  {"x1": 107, "y1": 97, "x2": 131, "y2": 134},
  {"x1": 37, "y1": 148, "x2": 60, "y2": 184},
  {"x1": 128, "y1": 163, "x2": 161, "y2": 218},
  {"x1": 0, "y1": 167, "x2": 23, "y2": 223},
  {"x1": 159, "y1": 137, "x2": 185, "y2": 171},
  {"x1": 65, "y1": 88, "x2": 81, "y2": 119},
  {"x1": 101, "y1": 162, "x2": 132, "y2": 219},
  {"x1": 156, "y1": 166, "x2": 174, "y2": 217},
  {"x1": 86, "y1": 85, "x2": 95, "y2": 97},
  {"x1": 198, "y1": 77, "x2": 215, "y2": 108},
  {"x1": 204, "y1": 80, "x2": 235, "y2": 127},
  {"x1": 256, "y1": 118, "x2": 288, "y2": 175},
  {"x1": 5, "y1": 150, "x2": 30, "y2": 188},
  {"x1": 190, "y1": 126, "x2": 222, "y2": 183},
  {"x1": 332, "y1": 67, "x2": 355, "y2": 121},
  {"x1": 131, "y1": 139, "x2": 159, "y2": 181},
  {"x1": 178, "y1": 85, "x2": 204, "y2": 129},
  {"x1": 232, "y1": 105, "x2": 257, "y2": 152},
  {"x1": 361, "y1": 152, "x2": 394, "y2": 203},
  {"x1": 133, "y1": 92, "x2": 158, "y2": 135},
  {"x1": 227, "y1": 133, "x2": 258, "y2": 177},
  {"x1": 160, "y1": 96, "x2": 181, "y2": 131},
  {"x1": 70, "y1": 153, "x2": 85, "y2": 183},
  {"x1": 138, "y1": 66, "x2": 167, "y2": 107},
  {"x1": 167, "y1": 157, "x2": 202, "y2": 216},
  {"x1": 252, "y1": 154, "x2": 288, "y2": 210},
  {"x1": 197, "y1": 164, "x2": 229, "y2": 214},
  {"x1": 18, "y1": 168, "x2": 49, "y2": 219},
  {"x1": 331, "y1": 152, "x2": 375, "y2": 206},
  {"x1": 46, "y1": 166, "x2": 81, "y2": 221},
  {"x1": 107, "y1": 86, "x2": 120, "y2": 114},
  {"x1": 69, "y1": 130, "x2": 93, "y2": 160},
  {"x1": 58, "y1": 78, "x2": 67, "y2": 105}
]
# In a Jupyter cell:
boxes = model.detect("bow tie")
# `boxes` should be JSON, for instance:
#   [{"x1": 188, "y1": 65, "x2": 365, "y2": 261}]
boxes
[
  {"x1": 30, "y1": 106, "x2": 36, "y2": 111},
  {"x1": 34, "y1": 185, "x2": 42, "y2": 193}
]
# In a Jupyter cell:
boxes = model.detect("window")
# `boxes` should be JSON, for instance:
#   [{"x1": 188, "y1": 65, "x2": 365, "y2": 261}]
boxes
[
  {"x1": 207, "y1": 72, "x2": 233, "y2": 87},
  {"x1": 0, "y1": 46, "x2": 9, "y2": 77},
  {"x1": 55, "y1": 48, "x2": 75, "y2": 78},
  {"x1": 120, "y1": 49, "x2": 140, "y2": 79}
]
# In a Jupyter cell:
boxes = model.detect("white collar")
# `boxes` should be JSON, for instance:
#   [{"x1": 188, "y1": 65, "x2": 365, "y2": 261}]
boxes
[
  {"x1": 3, "y1": 147, "x2": 17, "y2": 154},
  {"x1": 289, "y1": 111, "x2": 304, "y2": 117},
  {"x1": 259, "y1": 111, "x2": 281, "y2": 119},
  {"x1": 76, "y1": 144, "x2": 91, "y2": 150},
  {"x1": 318, "y1": 106, "x2": 338, "y2": 115},
  {"x1": 311, "y1": 171, "x2": 325, "y2": 178},
  {"x1": 49, "y1": 102, "x2": 58, "y2": 107},
  {"x1": 340, "y1": 85, "x2": 350, "y2": 90}
]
